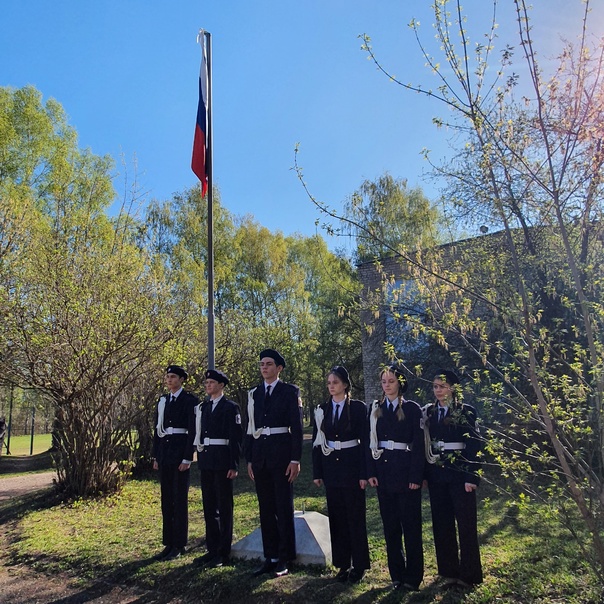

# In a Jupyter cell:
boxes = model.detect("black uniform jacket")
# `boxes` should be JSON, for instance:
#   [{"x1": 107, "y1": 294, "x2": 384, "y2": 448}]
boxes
[
  {"x1": 244, "y1": 380, "x2": 303, "y2": 469},
  {"x1": 153, "y1": 390, "x2": 199, "y2": 465},
  {"x1": 312, "y1": 399, "x2": 368, "y2": 488},
  {"x1": 366, "y1": 399, "x2": 425, "y2": 490},
  {"x1": 197, "y1": 395, "x2": 243, "y2": 472},
  {"x1": 424, "y1": 402, "x2": 482, "y2": 485}
]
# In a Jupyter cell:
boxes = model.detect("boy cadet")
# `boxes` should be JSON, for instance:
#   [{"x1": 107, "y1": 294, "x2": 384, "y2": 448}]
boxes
[
  {"x1": 193, "y1": 369, "x2": 243, "y2": 568},
  {"x1": 152, "y1": 365, "x2": 199, "y2": 560},
  {"x1": 245, "y1": 349, "x2": 303, "y2": 578}
]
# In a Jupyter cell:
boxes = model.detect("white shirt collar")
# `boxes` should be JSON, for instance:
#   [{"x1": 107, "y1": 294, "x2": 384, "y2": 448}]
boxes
[
  {"x1": 264, "y1": 378, "x2": 279, "y2": 390},
  {"x1": 170, "y1": 387, "x2": 184, "y2": 399}
]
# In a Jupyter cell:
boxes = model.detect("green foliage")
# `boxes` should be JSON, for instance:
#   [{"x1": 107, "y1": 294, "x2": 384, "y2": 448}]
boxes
[
  {"x1": 0, "y1": 85, "x2": 174, "y2": 497},
  {"x1": 345, "y1": 172, "x2": 442, "y2": 262},
  {"x1": 141, "y1": 194, "x2": 363, "y2": 416}
]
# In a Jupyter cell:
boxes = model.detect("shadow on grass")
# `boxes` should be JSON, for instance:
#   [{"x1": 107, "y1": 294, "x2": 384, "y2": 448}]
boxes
[
  {"x1": 0, "y1": 450, "x2": 54, "y2": 475},
  {"x1": 0, "y1": 487, "x2": 62, "y2": 526}
]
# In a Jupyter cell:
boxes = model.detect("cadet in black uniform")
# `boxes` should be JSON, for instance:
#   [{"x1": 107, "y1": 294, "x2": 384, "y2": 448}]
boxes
[
  {"x1": 245, "y1": 349, "x2": 303, "y2": 578},
  {"x1": 424, "y1": 369, "x2": 483, "y2": 587},
  {"x1": 152, "y1": 365, "x2": 199, "y2": 560},
  {"x1": 193, "y1": 369, "x2": 243, "y2": 569},
  {"x1": 312, "y1": 366, "x2": 370, "y2": 583},
  {"x1": 367, "y1": 365, "x2": 425, "y2": 591}
]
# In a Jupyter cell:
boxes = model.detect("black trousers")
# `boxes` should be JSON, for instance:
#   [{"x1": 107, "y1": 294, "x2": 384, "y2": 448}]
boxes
[
  {"x1": 376, "y1": 487, "x2": 424, "y2": 588},
  {"x1": 428, "y1": 480, "x2": 483, "y2": 585},
  {"x1": 159, "y1": 462, "x2": 191, "y2": 548},
  {"x1": 253, "y1": 463, "x2": 296, "y2": 562},
  {"x1": 325, "y1": 485, "x2": 370, "y2": 571},
  {"x1": 200, "y1": 468, "x2": 234, "y2": 557}
]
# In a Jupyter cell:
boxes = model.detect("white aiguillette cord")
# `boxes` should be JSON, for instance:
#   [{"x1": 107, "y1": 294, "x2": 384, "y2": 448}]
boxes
[
  {"x1": 156, "y1": 396, "x2": 168, "y2": 437},
  {"x1": 312, "y1": 407, "x2": 334, "y2": 456},
  {"x1": 246, "y1": 387, "x2": 264, "y2": 439}
]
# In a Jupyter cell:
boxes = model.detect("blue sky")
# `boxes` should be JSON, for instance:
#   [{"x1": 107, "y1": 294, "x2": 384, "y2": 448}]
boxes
[{"x1": 2, "y1": 1, "x2": 601, "y2": 245}]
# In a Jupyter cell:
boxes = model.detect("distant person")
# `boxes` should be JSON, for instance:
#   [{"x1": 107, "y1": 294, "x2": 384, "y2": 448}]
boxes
[
  {"x1": 245, "y1": 349, "x2": 303, "y2": 578},
  {"x1": 367, "y1": 365, "x2": 425, "y2": 592},
  {"x1": 423, "y1": 369, "x2": 483, "y2": 587},
  {"x1": 152, "y1": 365, "x2": 198, "y2": 560},
  {"x1": 193, "y1": 369, "x2": 243, "y2": 569},
  {"x1": 312, "y1": 366, "x2": 370, "y2": 583},
  {"x1": 0, "y1": 416, "x2": 6, "y2": 455}
]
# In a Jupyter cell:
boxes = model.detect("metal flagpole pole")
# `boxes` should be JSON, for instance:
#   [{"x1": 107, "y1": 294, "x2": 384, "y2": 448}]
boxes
[{"x1": 205, "y1": 30, "x2": 215, "y2": 370}]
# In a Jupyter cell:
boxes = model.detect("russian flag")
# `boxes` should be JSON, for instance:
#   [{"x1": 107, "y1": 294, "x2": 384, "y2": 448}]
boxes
[{"x1": 192, "y1": 35, "x2": 208, "y2": 197}]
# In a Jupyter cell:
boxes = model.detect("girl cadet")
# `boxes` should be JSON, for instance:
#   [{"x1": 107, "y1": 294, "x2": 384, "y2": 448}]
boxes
[
  {"x1": 423, "y1": 369, "x2": 483, "y2": 587},
  {"x1": 312, "y1": 366, "x2": 370, "y2": 583},
  {"x1": 367, "y1": 365, "x2": 425, "y2": 592}
]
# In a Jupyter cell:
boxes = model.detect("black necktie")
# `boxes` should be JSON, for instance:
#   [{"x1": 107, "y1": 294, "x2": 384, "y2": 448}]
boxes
[
  {"x1": 170, "y1": 395, "x2": 176, "y2": 404},
  {"x1": 438, "y1": 408, "x2": 445, "y2": 423},
  {"x1": 333, "y1": 404, "x2": 340, "y2": 423},
  {"x1": 389, "y1": 402, "x2": 395, "y2": 413},
  {"x1": 265, "y1": 385, "x2": 271, "y2": 400}
]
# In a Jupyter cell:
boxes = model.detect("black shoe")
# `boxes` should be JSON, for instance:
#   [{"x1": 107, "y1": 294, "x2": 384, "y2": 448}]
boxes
[
  {"x1": 165, "y1": 547, "x2": 185, "y2": 560},
  {"x1": 334, "y1": 568, "x2": 350, "y2": 582},
  {"x1": 154, "y1": 546, "x2": 173, "y2": 560},
  {"x1": 274, "y1": 561, "x2": 289, "y2": 577},
  {"x1": 205, "y1": 556, "x2": 225, "y2": 569},
  {"x1": 348, "y1": 568, "x2": 365, "y2": 583},
  {"x1": 252, "y1": 559, "x2": 277, "y2": 577},
  {"x1": 193, "y1": 552, "x2": 215, "y2": 567}
]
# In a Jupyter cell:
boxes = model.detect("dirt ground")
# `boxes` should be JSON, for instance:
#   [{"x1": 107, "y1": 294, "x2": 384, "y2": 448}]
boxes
[
  {"x1": 0, "y1": 471, "x2": 55, "y2": 501},
  {"x1": 0, "y1": 458, "x2": 174, "y2": 604},
  {"x1": 0, "y1": 563, "x2": 161, "y2": 604}
]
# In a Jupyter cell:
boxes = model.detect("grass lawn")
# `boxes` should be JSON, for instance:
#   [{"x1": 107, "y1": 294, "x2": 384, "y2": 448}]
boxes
[
  {"x1": 2, "y1": 441, "x2": 602, "y2": 603},
  {"x1": 2, "y1": 432, "x2": 52, "y2": 456}
]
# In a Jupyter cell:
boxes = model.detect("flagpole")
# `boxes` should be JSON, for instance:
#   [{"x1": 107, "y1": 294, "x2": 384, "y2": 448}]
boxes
[
  {"x1": 205, "y1": 30, "x2": 215, "y2": 370},
  {"x1": 193, "y1": 29, "x2": 215, "y2": 370}
]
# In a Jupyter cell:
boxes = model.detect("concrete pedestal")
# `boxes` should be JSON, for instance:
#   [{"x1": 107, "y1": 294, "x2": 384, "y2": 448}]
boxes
[{"x1": 231, "y1": 510, "x2": 332, "y2": 566}]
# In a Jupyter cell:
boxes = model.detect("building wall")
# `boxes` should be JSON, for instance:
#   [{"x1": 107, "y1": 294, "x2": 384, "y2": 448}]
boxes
[{"x1": 358, "y1": 258, "x2": 404, "y2": 403}]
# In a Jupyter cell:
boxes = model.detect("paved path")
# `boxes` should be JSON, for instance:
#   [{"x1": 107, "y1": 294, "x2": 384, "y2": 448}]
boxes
[{"x1": 0, "y1": 471, "x2": 55, "y2": 501}]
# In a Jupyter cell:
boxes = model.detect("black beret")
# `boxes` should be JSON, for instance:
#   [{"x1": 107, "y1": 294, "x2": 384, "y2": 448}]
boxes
[
  {"x1": 259, "y1": 348, "x2": 286, "y2": 368},
  {"x1": 434, "y1": 369, "x2": 460, "y2": 385},
  {"x1": 205, "y1": 369, "x2": 229, "y2": 386},
  {"x1": 382, "y1": 364, "x2": 408, "y2": 393},
  {"x1": 166, "y1": 365, "x2": 188, "y2": 380},
  {"x1": 330, "y1": 365, "x2": 350, "y2": 386}
]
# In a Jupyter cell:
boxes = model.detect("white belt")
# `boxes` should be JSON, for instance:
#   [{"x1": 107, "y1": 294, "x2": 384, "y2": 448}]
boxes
[
  {"x1": 379, "y1": 440, "x2": 412, "y2": 451},
  {"x1": 164, "y1": 427, "x2": 188, "y2": 435},
  {"x1": 326, "y1": 439, "x2": 359, "y2": 450},
  {"x1": 433, "y1": 441, "x2": 466, "y2": 451},
  {"x1": 261, "y1": 426, "x2": 289, "y2": 436},
  {"x1": 203, "y1": 437, "x2": 229, "y2": 446}
]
